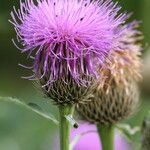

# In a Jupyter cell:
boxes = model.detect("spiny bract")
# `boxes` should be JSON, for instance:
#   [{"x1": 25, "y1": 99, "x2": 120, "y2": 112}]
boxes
[{"x1": 76, "y1": 22, "x2": 142, "y2": 124}]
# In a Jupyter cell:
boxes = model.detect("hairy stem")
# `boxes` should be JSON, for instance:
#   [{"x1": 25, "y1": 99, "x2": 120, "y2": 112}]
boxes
[
  {"x1": 97, "y1": 125, "x2": 114, "y2": 150},
  {"x1": 59, "y1": 105, "x2": 74, "y2": 150}
]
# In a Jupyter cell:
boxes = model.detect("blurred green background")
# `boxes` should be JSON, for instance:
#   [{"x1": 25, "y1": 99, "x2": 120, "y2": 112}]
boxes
[{"x1": 0, "y1": 0, "x2": 150, "y2": 150}]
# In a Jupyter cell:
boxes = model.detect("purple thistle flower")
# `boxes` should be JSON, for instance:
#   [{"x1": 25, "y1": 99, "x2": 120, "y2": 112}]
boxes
[{"x1": 10, "y1": 0, "x2": 130, "y2": 103}]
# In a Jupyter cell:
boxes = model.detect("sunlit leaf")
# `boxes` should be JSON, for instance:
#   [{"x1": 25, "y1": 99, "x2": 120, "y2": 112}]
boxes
[
  {"x1": 0, "y1": 96, "x2": 59, "y2": 125},
  {"x1": 116, "y1": 123, "x2": 140, "y2": 141}
]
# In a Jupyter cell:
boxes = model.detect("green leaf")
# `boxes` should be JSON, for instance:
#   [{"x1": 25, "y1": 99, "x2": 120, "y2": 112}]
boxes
[
  {"x1": 0, "y1": 96, "x2": 59, "y2": 125},
  {"x1": 116, "y1": 123, "x2": 140, "y2": 142}
]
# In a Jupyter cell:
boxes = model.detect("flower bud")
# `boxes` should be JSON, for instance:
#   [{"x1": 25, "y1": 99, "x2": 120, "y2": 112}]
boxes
[{"x1": 76, "y1": 22, "x2": 142, "y2": 124}]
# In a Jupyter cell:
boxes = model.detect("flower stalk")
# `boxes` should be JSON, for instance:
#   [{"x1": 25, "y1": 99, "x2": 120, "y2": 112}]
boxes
[
  {"x1": 97, "y1": 125, "x2": 114, "y2": 150},
  {"x1": 59, "y1": 105, "x2": 75, "y2": 150}
]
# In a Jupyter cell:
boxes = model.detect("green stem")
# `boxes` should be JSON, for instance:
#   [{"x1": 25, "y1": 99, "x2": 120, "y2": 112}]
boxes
[
  {"x1": 59, "y1": 105, "x2": 74, "y2": 150},
  {"x1": 97, "y1": 125, "x2": 114, "y2": 150}
]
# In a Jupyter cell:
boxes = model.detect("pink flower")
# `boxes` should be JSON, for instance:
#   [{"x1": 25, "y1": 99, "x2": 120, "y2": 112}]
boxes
[{"x1": 10, "y1": 0, "x2": 130, "y2": 87}]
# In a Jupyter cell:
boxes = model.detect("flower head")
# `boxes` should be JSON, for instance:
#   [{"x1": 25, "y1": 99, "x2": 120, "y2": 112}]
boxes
[
  {"x1": 76, "y1": 22, "x2": 142, "y2": 124},
  {"x1": 10, "y1": 0, "x2": 130, "y2": 104}
]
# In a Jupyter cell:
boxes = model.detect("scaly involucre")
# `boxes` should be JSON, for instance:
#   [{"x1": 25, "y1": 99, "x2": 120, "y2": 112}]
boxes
[
  {"x1": 76, "y1": 21, "x2": 142, "y2": 124},
  {"x1": 10, "y1": 0, "x2": 129, "y2": 87}
]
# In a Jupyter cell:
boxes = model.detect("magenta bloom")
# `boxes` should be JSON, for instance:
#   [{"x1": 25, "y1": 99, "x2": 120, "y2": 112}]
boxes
[{"x1": 10, "y1": 0, "x2": 129, "y2": 87}]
